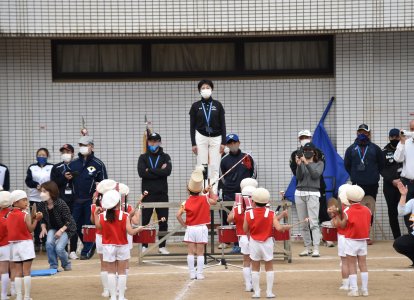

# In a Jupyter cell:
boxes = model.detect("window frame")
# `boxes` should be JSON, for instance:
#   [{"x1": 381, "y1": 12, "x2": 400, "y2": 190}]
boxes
[{"x1": 51, "y1": 35, "x2": 334, "y2": 80}]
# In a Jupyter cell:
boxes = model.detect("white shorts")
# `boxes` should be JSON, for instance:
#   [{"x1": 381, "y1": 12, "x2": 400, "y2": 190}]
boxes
[
  {"x1": 102, "y1": 244, "x2": 130, "y2": 262},
  {"x1": 344, "y1": 238, "x2": 367, "y2": 257},
  {"x1": 96, "y1": 234, "x2": 103, "y2": 254},
  {"x1": 0, "y1": 244, "x2": 10, "y2": 261},
  {"x1": 127, "y1": 234, "x2": 133, "y2": 250},
  {"x1": 184, "y1": 225, "x2": 208, "y2": 244},
  {"x1": 337, "y1": 234, "x2": 346, "y2": 257},
  {"x1": 249, "y1": 237, "x2": 274, "y2": 262},
  {"x1": 239, "y1": 235, "x2": 249, "y2": 255},
  {"x1": 10, "y1": 240, "x2": 35, "y2": 262}
]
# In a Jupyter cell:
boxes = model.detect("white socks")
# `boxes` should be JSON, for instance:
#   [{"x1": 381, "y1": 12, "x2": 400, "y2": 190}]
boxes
[
  {"x1": 117, "y1": 275, "x2": 127, "y2": 300},
  {"x1": 14, "y1": 277, "x2": 22, "y2": 300},
  {"x1": 187, "y1": 255, "x2": 195, "y2": 279},
  {"x1": 100, "y1": 271, "x2": 109, "y2": 295},
  {"x1": 361, "y1": 272, "x2": 368, "y2": 291},
  {"x1": 107, "y1": 273, "x2": 117, "y2": 300},
  {"x1": 348, "y1": 274, "x2": 358, "y2": 291},
  {"x1": 10, "y1": 281, "x2": 15, "y2": 296},
  {"x1": 251, "y1": 271, "x2": 260, "y2": 297},
  {"x1": 23, "y1": 276, "x2": 31, "y2": 300},
  {"x1": 1, "y1": 273, "x2": 10, "y2": 299},
  {"x1": 340, "y1": 278, "x2": 349, "y2": 289},
  {"x1": 242, "y1": 267, "x2": 252, "y2": 291},
  {"x1": 196, "y1": 256, "x2": 204, "y2": 278}
]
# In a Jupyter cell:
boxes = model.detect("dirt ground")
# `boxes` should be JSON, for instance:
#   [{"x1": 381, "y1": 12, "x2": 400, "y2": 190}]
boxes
[{"x1": 28, "y1": 241, "x2": 413, "y2": 300}]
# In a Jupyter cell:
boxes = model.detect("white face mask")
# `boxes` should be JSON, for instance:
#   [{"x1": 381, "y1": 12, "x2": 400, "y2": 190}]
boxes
[
  {"x1": 40, "y1": 192, "x2": 50, "y2": 202},
  {"x1": 300, "y1": 139, "x2": 311, "y2": 147},
  {"x1": 200, "y1": 88, "x2": 212, "y2": 99},
  {"x1": 79, "y1": 146, "x2": 90, "y2": 155},
  {"x1": 61, "y1": 153, "x2": 72, "y2": 163}
]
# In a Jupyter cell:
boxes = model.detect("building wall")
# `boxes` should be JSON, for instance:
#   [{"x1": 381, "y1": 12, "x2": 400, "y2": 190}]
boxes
[
  {"x1": 1, "y1": 31, "x2": 414, "y2": 239},
  {"x1": 1, "y1": 1, "x2": 413, "y2": 36}
]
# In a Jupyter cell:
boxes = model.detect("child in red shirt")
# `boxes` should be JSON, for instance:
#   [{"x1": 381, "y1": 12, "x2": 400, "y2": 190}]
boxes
[
  {"x1": 7, "y1": 190, "x2": 43, "y2": 300},
  {"x1": 243, "y1": 188, "x2": 291, "y2": 299},
  {"x1": 176, "y1": 166, "x2": 217, "y2": 280},
  {"x1": 336, "y1": 185, "x2": 371, "y2": 297},
  {"x1": 94, "y1": 189, "x2": 143, "y2": 300},
  {"x1": 0, "y1": 191, "x2": 12, "y2": 299}
]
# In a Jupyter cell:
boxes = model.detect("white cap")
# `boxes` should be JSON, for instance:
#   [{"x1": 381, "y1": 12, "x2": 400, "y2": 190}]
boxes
[
  {"x1": 252, "y1": 187, "x2": 270, "y2": 204},
  {"x1": 79, "y1": 135, "x2": 94, "y2": 145},
  {"x1": 10, "y1": 190, "x2": 28, "y2": 203},
  {"x1": 298, "y1": 129, "x2": 312, "y2": 138},
  {"x1": 0, "y1": 191, "x2": 12, "y2": 208},
  {"x1": 345, "y1": 185, "x2": 365, "y2": 203},
  {"x1": 96, "y1": 179, "x2": 117, "y2": 195},
  {"x1": 101, "y1": 190, "x2": 121, "y2": 210},
  {"x1": 118, "y1": 183, "x2": 130, "y2": 196},
  {"x1": 188, "y1": 165, "x2": 204, "y2": 193},
  {"x1": 241, "y1": 185, "x2": 256, "y2": 197},
  {"x1": 240, "y1": 178, "x2": 258, "y2": 191}
]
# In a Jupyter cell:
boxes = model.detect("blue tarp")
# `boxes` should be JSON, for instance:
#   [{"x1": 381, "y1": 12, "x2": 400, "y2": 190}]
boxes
[{"x1": 31, "y1": 269, "x2": 58, "y2": 277}]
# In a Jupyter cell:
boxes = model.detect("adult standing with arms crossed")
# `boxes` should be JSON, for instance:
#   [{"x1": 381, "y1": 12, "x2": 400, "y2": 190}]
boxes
[
  {"x1": 137, "y1": 132, "x2": 172, "y2": 254},
  {"x1": 189, "y1": 79, "x2": 226, "y2": 194}
]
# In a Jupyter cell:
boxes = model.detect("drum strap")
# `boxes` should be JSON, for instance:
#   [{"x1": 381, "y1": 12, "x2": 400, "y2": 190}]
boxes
[
  {"x1": 119, "y1": 210, "x2": 124, "y2": 221},
  {"x1": 103, "y1": 211, "x2": 107, "y2": 221},
  {"x1": 237, "y1": 204, "x2": 242, "y2": 215},
  {"x1": 264, "y1": 208, "x2": 270, "y2": 218},
  {"x1": 249, "y1": 209, "x2": 254, "y2": 219}
]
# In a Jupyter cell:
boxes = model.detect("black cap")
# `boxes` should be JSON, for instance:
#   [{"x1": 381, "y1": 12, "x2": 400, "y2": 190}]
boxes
[
  {"x1": 303, "y1": 142, "x2": 316, "y2": 150},
  {"x1": 59, "y1": 144, "x2": 74, "y2": 153},
  {"x1": 389, "y1": 128, "x2": 400, "y2": 137},
  {"x1": 357, "y1": 124, "x2": 370, "y2": 132},
  {"x1": 148, "y1": 132, "x2": 161, "y2": 142}
]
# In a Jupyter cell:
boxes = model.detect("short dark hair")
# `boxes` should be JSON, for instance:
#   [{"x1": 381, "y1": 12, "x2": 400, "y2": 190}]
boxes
[
  {"x1": 40, "y1": 181, "x2": 60, "y2": 201},
  {"x1": 254, "y1": 202, "x2": 267, "y2": 207},
  {"x1": 36, "y1": 147, "x2": 50, "y2": 158},
  {"x1": 198, "y1": 79, "x2": 214, "y2": 91}
]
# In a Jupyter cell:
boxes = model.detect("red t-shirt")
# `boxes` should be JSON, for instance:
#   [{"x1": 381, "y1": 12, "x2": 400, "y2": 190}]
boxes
[
  {"x1": 232, "y1": 206, "x2": 246, "y2": 236},
  {"x1": 336, "y1": 204, "x2": 348, "y2": 236},
  {"x1": 91, "y1": 204, "x2": 102, "y2": 235},
  {"x1": 184, "y1": 195, "x2": 211, "y2": 226},
  {"x1": 99, "y1": 210, "x2": 129, "y2": 245},
  {"x1": 246, "y1": 207, "x2": 274, "y2": 242},
  {"x1": 0, "y1": 208, "x2": 11, "y2": 246},
  {"x1": 7, "y1": 209, "x2": 33, "y2": 242},
  {"x1": 344, "y1": 203, "x2": 371, "y2": 240}
]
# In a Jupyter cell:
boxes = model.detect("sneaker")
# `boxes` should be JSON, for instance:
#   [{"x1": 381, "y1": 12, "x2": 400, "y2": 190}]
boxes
[
  {"x1": 142, "y1": 246, "x2": 147, "y2": 253},
  {"x1": 101, "y1": 289, "x2": 110, "y2": 297},
  {"x1": 312, "y1": 250, "x2": 320, "y2": 257},
  {"x1": 158, "y1": 247, "x2": 170, "y2": 255},
  {"x1": 339, "y1": 284, "x2": 350, "y2": 291},
  {"x1": 80, "y1": 255, "x2": 88, "y2": 260},
  {"x1": 69, "y1": 251, "x2": 79, "y2": 260},
  {"x1": 245, "y1": 285, "x2": 253, "y2": 292},
  {"x1": 1, "y1": 296, "x2": 10, "y2": 300},
  {"x1": 218, "y1": 243, "x2": 228, "y2": 249},
  {"x1": 34, "y1": 244, "x2": 40, "y2": 253},
  {"x1": 230, "y1": 246, "x2": 241, "y2": 254},
  {"x1": 326, "y1": 241, "x2": 335, "y2": 247},
  {"x1": 266, "y1": 292, "x2": 275, "y2": 298},
  {"x1": 41, "y1": 244, "x2": 46, "y2": 252},
  {"x1": 299, "y1": 249, "x2": 312, "y2": 256},
  {"x1": 347, "y1": 289, "x2": 359, "y2": 297},
  {"x1": 63, "y1": 265, "x2": 72, "y2": 271},
  {"x1": 360, "y1": 290, "x2": 369, "y2": 297},
  {"x1": 252, "y1": 293, "x2": 261, "y2": 299},
  {"x1": 190, "y1": 272, "x2": 196, "y2": 280},
  {"x1": 196, "y1": 274, "x2": 205, "y2": 280}
]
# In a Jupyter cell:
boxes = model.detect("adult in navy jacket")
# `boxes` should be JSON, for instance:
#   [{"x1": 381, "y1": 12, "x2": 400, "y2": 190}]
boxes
[{"x1": 69, "y1": 136, "x2": 107, "y2": 259}]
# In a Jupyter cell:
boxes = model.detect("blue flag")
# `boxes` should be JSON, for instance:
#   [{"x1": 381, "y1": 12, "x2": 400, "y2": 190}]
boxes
[{"x1": 285, "y1": 97, "x2": 349, "y2": 202}]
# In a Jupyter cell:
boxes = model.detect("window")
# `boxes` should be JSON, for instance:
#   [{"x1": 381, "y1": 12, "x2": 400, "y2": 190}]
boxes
[{"x1": 52, "y1": 36, "x2": 333, "y2": 80}]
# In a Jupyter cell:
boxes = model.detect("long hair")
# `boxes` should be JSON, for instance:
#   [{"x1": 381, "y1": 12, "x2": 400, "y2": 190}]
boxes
[{"x1": 40, "y1": 181, "x2": 59, "y2": 201}]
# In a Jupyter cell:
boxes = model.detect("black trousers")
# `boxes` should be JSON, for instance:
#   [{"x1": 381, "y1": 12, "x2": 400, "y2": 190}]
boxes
[
  {"x1": 383, "y1": 181, "x2": 402, "y2": 239},
  {"x1": 401, "y1": 177, "x2": 414, "y2": 232},
  {"x1": 141, "y1": 196, "x2": 169, "y2": 248},
  {"x1": 318, "y1": 195, "x2": 330, "y2": 223},
  {"x1": 393, "y1": 234, "x2": 414, "y2": 265}
]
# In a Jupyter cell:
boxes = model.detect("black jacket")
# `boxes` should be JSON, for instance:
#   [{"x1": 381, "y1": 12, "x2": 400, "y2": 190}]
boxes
[
  {"x1": 38, "y1": 198, "x2": 77, "y2": 238},
  {"x1": 189, "y1": 98, "x2": 226, "y2": 146},
  {"x1": 51, "y1": 162, "x2": 75, "y2": 205},
  {"x1": 380, "y1": 143, "x2": 402, "y2": 183},
  {"x1": 0, "y1": 163, "x2": 10, "y2": 191},
  {"x1": 137, "y1": 147, "x2": 172, "y2": 201}
]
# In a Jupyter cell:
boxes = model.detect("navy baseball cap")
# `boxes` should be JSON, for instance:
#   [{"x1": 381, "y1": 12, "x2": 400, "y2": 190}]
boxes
[
  {"x1": 226, "y1": 134, "x2": 239, "y2": 143},
  {"x1": 357, "y1": 124, "x2": 370, "y2": 132},
  {"x1": 389, "y1": 128, "x2": 400, "y2": 137},
  {"x1": 59, "y1": 144, "x2": 74, "y2": 153},
  {"x1": 148, "y1": 132, "x2": 161, "y2": 141}
]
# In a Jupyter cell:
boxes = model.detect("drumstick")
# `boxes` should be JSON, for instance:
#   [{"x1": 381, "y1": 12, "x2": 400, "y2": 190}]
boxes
[
  {"x1": 135, "y1": 191, "x2": 148, "y2": 209},
  {"x1": 210, "y1": 153, "x2": 251, "y2": 187},
  {"x1": 31, "y1": 202, "x2": 37, "y2": 220},
  {"x1": 143, "y1": 217, "x2": 166, "y2": 228},
  {"x1": 289, "y1": 218, "x2": 309, "y2": 228}
]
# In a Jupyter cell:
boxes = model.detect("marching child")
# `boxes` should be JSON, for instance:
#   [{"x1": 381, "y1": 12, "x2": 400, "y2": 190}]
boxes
[
  {"x1": 0, "y1": 191, "x2": 12, "y2": 300},
  {"x1": 335, "y1": 185, "x2": 371, "y2": 297},
  {"x1": 243, "y1": 188, "x2": 291, "y2": 299},
  {"x1": 94, "y1": 189, "x2": 143, "y2": 300},
  {"x1": 227, "y1": 185, "x2": 256, "y2": 292},
  {"x1": 7, "y1": 190, "x2": 43, "y2": 300},
  {"x1": 91, "y1": 179, "x2": 117, "y2": 297},
  {"x1": 328, "y1": 184, "x2": 352, "y2": 291},
  {"x1": 176, "y1": 166, "x2": 218, "y2": 280}
]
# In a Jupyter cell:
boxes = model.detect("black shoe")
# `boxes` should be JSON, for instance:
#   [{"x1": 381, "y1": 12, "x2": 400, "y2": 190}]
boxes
[
  {"x1": 80, "y1": 255, "x2": 88, "y2": 260},
  {"x1": 34, "y1": 244, "x2": 41, "y2": 252},
  {"x1": 41, "y1": 244, "x2": 46, "y2": 252},
  {"x1": 87, "y1": 244, "x2": 96, "y2": 259}
]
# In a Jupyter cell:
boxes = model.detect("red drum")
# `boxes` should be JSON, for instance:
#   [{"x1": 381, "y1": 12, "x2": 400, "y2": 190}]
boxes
[
  {"x1": 321, "y1": 221, "x2": 337, "y2": 242},
  {"x1": 272, "y1": 228, "x2": 290, "y2": 241},
  {"x1": 218, "y1": 225, "x2": 238, "y2": 243},
  {"x1": 133, "y1": 228, "x2": 156, "y2": 244},
  {"x1": 82, "y1": 225, "x2": 96, "y2": 242},
  {"x1": 243, "y1": 196, "x2": 252, "y2": 208}
]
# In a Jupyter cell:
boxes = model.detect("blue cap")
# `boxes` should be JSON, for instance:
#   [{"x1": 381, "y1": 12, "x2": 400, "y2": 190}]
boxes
[
  {"x1": 226, "y1": 133, "x2": 239, "y2": 143},
  {"x1": 389, "y1": 128, "x2": 400, "y2": 137}
]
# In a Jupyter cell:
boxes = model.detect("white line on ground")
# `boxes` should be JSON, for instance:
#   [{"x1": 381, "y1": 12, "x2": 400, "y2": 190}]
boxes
[
  {"x1": 174, "y1": 279, "x2": 195, "y2": 300},
  {"x1": 146, "y1": 261, "x2": 187, "y2": 269}
]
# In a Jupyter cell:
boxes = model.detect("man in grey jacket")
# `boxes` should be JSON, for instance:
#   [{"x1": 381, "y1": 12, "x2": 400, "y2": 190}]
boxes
[{"x1": 295, "y1": 142, "x2": 325, "y2": 257}]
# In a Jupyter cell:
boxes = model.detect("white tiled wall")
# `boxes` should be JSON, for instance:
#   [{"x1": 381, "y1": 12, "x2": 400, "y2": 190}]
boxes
[
  {"x1": 1, "y1": 1, "x2": 414, "y2": 35},
  {"x1": 1, "y1": 32, "x2": 414, "y2": 239}
]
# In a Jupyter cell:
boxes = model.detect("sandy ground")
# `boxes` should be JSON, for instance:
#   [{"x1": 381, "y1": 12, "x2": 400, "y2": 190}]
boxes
[{"x1": 27, "y1": 241, "x2": 413, "y2": 300}]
